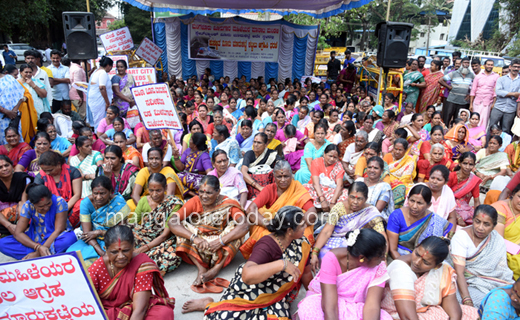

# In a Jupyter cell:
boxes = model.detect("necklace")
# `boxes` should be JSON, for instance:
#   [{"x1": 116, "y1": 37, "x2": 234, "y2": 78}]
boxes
[
  {"x1": 346, "y1": 252, "x2": 350, "y2": 271},
  {"x1": 274, "y1": 234, "x2": 285, "y2": 252},
  {"x1": 509, "y1": 199, "x2": 519, "y2": 222},
  {"x1": 110, "y1": 262, "x2": 115, "y2": 277}
]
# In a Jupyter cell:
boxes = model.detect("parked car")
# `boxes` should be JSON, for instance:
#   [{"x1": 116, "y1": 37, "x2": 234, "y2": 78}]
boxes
[{"x1": 0, "y1": 43, "x2": 47, "y2": 63}]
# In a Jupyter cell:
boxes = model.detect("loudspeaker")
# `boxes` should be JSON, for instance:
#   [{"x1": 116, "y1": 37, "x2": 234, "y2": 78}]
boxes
[
  {"x1": 376, "y1": 22, "x2": 413, "y2": 68},
  {"x1": 62, "y1": 12, "x2": 97, "y2": 60}
]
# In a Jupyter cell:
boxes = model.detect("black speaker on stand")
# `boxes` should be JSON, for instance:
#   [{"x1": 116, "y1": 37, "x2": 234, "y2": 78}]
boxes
[
  {"x1": 375, "y1": 21, "x2": 413, "y2": 69},
  {"x1": 62, "y1": 12, "x2": 98, "y2": 60}
]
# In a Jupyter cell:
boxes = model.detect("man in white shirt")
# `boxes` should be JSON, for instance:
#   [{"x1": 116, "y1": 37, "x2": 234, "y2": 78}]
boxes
[
  {"x1": 142, "y1": 129, "x2": 172, "y2": 167},
  {"x1": 49, "y1": 50, "x2": 70, "y2": 113},
  {"x1": 23, "y1": 50, "x2": 53, "y2": 106},
  {"x1": 45, "y1": 45, "x2": 52, "y2": 63}
]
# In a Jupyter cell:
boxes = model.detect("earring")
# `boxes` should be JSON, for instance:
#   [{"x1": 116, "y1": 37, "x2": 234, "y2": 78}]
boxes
[{"x1": 360, "y1": 258, "x2": 365, "y2": 263}]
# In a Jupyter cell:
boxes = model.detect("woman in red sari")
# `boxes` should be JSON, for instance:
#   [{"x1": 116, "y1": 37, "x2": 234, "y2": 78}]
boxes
[
  {"x1": 417, "y1": 60, "x2": 443, "y2": 113},
  {"x1": 88, "y1": 225, "x2": 175, "y2": 320},
  {"x1": 0, "y1": 127, "x2": 31, "y2": 166}
]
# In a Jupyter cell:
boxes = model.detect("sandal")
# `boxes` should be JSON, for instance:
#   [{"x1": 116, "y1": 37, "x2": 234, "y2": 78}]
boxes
[
  {"x1": 210, "y1": 277, "x2": 230, "y2": 288},
  {"x1": 191, "y1": 281, "x2": 224, "y2": 294}
]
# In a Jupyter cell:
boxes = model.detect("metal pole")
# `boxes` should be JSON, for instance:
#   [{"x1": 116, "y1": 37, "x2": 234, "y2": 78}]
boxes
[
  {"x1": 386, "y1": 0, "x2": 392, "y2": 21},
  {"x1": 426, "y1": 16, "x2": 431, "y2": 56},
  {"x1": 86, "y1": 0, "x2": 90, "y2": 12}
]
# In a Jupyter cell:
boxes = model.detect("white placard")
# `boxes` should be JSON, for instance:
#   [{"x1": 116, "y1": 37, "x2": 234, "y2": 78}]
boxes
[
  {"x1": 99, "y1": 27, "x2": 134, "y2": 52},
  {"x1": 127, "y1": 68, "x2": 157, "y2": 86},
  {"x1": 131, "y1": 83, "x2": 182, "y2": 130},
  {"x1": 135, "y1": 38, "x2": 163, "y2": 66},
  {"x1": 90, "y1": 55, "x2": 128, "y2": 77},
  {"x1": 0, "y1": 252, "x2": 107, "y2": 319}
]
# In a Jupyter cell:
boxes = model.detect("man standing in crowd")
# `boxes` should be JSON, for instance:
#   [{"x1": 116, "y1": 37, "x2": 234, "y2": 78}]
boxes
[
  {"x1": 69, "y1": 59, "x2": 86, "y2": 119},
  {"x1": 471, "y1": 59, "x2": 482, "y2": 76},
  {"x1": 24, "y1": 50, "x2": 53, "y2": 107},
  {"x1": 439, "y1": 57, "x2": 474, "y2": 126},
  {"x1": 49, "y1": 50, "x2": 70, "y2": 113},
  {"x1": 445, "y1": 51, "x2": 462, "y2": 74},
  {"x1": 343, "y1": 50, "x2": 355, "y2": 68},
  {"x1": 489, "y1": 59, "x2": 520, "y2": 134},
  {"x1": 442, "y1": 57, "x2": 450, "y2": 73},
  {"x1": 418, "y1": 56, "x2": 430, "y2": 77},
  {"x1": 327, "y1": 51, "x2": 341, "y2": 85},
  {"x1": 45, "y1": 45, "x2": 52, "y2": 63},
  {"x1": 470, "y1": 59, "x2": 499, "y2": 128},
  {"x1": 2, "y1": 45, "x2": 16, "y2": 65},
  {"x1": 502, "y1": 65, "x2": 510, "y2": 76}
]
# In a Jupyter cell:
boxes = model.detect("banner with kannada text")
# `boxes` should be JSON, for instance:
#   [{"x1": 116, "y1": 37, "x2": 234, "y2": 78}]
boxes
[
  {"x1": 131, "y1": 83, "x2": 182, "y2": 130},
  {"x1": 188, "y1": 22, "x2": 280, "y2": 62},
  {"x1": 99, "y1": 27, "x2": 134, "y2": 52},
  {"x1": 0, "y1": 252, "x2": 107, "y2": 319},
  {"x1": 127, "y1": 68, "x2": 157, "y2": 87}
]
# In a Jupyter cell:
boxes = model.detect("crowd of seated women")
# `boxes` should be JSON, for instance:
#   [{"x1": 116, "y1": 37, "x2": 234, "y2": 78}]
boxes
[{"x1": 3, "y1": 64, "x2": 520, "y2": 320}]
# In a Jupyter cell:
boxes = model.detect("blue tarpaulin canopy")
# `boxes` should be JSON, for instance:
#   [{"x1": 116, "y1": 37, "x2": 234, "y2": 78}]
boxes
[{"x1": 123, "y1": 0, "x2": 373, "y2": 19}]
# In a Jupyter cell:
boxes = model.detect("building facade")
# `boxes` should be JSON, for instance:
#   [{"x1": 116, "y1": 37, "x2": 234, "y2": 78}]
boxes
[{"x1": 447, "y1": 0, "x2": 499, "y2": 43}]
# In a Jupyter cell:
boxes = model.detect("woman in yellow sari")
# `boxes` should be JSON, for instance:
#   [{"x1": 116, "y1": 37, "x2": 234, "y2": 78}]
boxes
[
  {"x1": 505, "y1": 141, "x2": 520, "y2": 174},
  {"x1": 264, "y1": 123, "x2": 283, "y2": 157},
  {"x1": 493, "y1": 184, "x2": 520, "y2": 279},
  {"x1": 383, "y1": 138, "x2": 417, "y2": 208},
  {"x1": 240, "y1": 160, "x2": 318, "y2": 259},
  {"x1": 17, "y1": 78, "x2": 38, "y2": 143}
]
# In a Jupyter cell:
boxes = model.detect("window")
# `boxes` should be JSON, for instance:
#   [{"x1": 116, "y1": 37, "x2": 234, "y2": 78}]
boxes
[
  {"x1": 97, "y1": 21, "x2": 101, "y2": 27},
  {"x1": 440, "y1": 33, "x2": 444, "y2": 40},
  {"x1": 107, "y1": 21, "x2": 111, "y2": 26},
  {"x1": 420, "y1": 32, "x2": 425, "y2": 37}
]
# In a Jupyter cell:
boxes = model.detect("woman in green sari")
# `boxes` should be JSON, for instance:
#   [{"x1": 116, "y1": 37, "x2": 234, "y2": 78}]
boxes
[
  {"x1": 403, "y1": 59, "x2": 426, "y2": 110},
  {"x1": 66, "y1": 176, "x2": 130, "y2": 265},
  {"x1": 69, "y1": 136, "x2": 104, "y2": 198}
]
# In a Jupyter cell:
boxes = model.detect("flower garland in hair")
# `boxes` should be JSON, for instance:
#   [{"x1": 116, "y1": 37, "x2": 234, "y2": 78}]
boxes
[{"x1": 346, "y1": 229, "x2": 360, "y2": 247}]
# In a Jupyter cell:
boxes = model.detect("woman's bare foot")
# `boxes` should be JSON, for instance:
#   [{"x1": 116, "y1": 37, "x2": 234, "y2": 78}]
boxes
[
  {"x1": 201, "y1": 263, "x2": 223, "y2": 283},
  {"x1": 193, "y1": 266, "x2": 208, "y2": 286},
  {"x1": 181, "y1": 297, "x2": 214, "y2": 313}
]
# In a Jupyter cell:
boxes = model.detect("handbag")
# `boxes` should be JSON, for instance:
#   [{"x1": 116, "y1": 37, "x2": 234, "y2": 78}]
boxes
[{"x1": 512, "y1": 116, "x2": 520, "y2": 137}]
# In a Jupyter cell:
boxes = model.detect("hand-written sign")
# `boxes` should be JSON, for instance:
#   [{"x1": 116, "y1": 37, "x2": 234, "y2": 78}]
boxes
[
  {"x1": 131, "y1": 83, "x2": 182, "y2": 130},
  {"x1": 99, "y1": 27, "x2": 134, "y2": 52},
  {"x1": 135, "y1": 38, "x2": 163, "y2": 66},
  {"x1": 127, "y1": 68, "x2": 157, "y2": 87},
  {"x1": 0, "y1": 252, "x2": 107, "y2": 319}
]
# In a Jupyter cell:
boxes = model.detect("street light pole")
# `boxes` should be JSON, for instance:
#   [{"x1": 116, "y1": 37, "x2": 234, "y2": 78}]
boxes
[
  {"x1": 386, "y1": 0, "x2": 392, "y2": 21},
  {"x1": 86, "y1": 0, "x2": 90, "y2": 12}
]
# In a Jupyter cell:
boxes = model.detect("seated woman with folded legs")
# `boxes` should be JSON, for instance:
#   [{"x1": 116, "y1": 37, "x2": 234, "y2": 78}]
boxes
[
  {"x1": 168, "y1": 175, "x2": 249, "y2": 288},
  {"x1": 298, "y1": 229, "x2": 391, "y2": 320},
  {"x1": 240, "y1": 160, "x2": 317, "y2": 260},
  {"x1": 88, "y1": 225, "x2": 175, "y2": 320},
  {"x1": 383, "y1": 138, "x2": 417, "y2": 208},
  {"x1": 0, "y1": 155, "x2": 31, "y2": 235},
  {"x1": 208, "y1": 150, "x2": 248, "y2": 208},
  {"x1": 181, "y1": 206, "x2": 313, "y2": 318},
  {"x1": 131, "y1": 173, "x2": 184, "y2": 274},
  {"x1": 34, "y1": 151, "x2": 82, "y2": 227},
  {"x1": 66, "y1": 176, "x2": 130, "y2": 264},
  {"x1": 310, "y1": 182, "x2": 387, "y2": 271},
  {"x1": 479, "y1": 277, "x2": 520, "y2": 319},
  {"x1": 381, "y1": 236, "x2": 479, "y2": 319},
  {"x1": 0, "y1": 183, "x2": 76, "y2": 260},
  {"x1": 449, "y1": 205, "x2": 514, "y2": 308}
]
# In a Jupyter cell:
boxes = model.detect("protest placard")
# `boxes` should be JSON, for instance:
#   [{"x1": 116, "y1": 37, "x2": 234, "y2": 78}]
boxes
[
  {"x1": 99, "y1": 27, "x2": 134, "y2": 52},
  {"x1": 90, "y1": 55, "x2": 128, "y2": 76},
  {"x1": 135, "y1": 38, "x2": 163, "y2": 66},
  {"x1": 131, "y1": 83, "x2": 182, "y2": 130},
  {"x1": 127, "y1": 68, "x2": 157, "y2": 86},
  {"x1": 0, "y1": 251, "x2": 107, "y2": 319}
]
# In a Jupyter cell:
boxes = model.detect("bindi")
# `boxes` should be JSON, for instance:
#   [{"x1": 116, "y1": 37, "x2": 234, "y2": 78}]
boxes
[{"x1": 118, "y1": 238, "x2": 121, "y2": 251}]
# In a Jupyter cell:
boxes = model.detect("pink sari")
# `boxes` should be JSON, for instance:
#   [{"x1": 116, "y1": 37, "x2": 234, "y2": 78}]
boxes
[
  {"x1": 468, "y1": 125, "x2": 486, "y2": 148},
  {"x1": 298, "y1": 255, "x2": 391, "y2": 320}
]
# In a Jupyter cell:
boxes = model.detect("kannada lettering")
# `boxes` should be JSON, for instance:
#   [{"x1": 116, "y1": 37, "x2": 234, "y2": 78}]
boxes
[
  {"x1": 0, "y1": 259, "x2": 75, "y2": 284},
  {"x1": 0, "y1": 302, "x2": 97, "y2": 320}
]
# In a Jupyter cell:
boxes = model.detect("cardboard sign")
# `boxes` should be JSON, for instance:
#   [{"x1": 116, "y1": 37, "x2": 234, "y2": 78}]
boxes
[
  {"x1": 131, "y1": 83, "x2": 182, "y2": 130},
  {"x1": 0, "y1": 252, "x2": 107, "y2": 319},
  {"x1": 99, "y1": 27, "x2": 134, "y2": 52},
  {"x1": 135, "y1": 38, "x2": 163, "y2": 66},
  {"x1": 127, "y1": 68, "x2": 157, "y2": 87}
]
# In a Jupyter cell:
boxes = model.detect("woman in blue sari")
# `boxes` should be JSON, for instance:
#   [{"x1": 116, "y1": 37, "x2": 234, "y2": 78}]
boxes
[
  {"x1": 295, "y1": 122, "x2": 330, "y2": 184},
  {"x1": 237, "y1": 106, "x2": 264, "y2": 135},
  {"x1": 45, "y1": 123, "x2": 72, "y2": 158},
  {"x1": 66, "y1": 176, "x2": 130, "y2": 265},
  {"x1": 0, "y1": 184, "x2": 76, "y2": 260},
  {"x1": 387, "y1": 184, "x2": 452, "y2": 259},
  {"x1": 479, "y1": 279, "x2": 520, "y2": 319},
  {"x1": 236, "y1": 120, "x2": 254, "y2": 155}
]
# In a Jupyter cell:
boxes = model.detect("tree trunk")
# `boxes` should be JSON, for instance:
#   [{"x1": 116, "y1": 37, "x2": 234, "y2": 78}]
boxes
[{"x1": 361, "y1": 22, "x2": 368, "y2": 51}]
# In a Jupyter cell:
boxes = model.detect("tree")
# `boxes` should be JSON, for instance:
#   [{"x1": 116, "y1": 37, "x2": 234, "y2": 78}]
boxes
[
  {"x1": 120, "y1": 2, "x2": 152, "y2": 44},
  {"x1": 108, "y1": 19, "x2": 126, "y2": 31}
]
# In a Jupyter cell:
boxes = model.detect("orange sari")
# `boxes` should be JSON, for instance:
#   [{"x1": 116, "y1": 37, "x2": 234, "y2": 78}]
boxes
[
  {"x1": 123, "y1": 146, "x2": 144, "y2": 168},
  {"x1": 17, "y1": 80, "x2": 38, "y2": 143}
]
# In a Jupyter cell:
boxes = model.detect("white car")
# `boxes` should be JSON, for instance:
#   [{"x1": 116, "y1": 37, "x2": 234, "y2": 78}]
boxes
[{"x1": 1, "y1": 43, "x2": 47, "y2": 63}]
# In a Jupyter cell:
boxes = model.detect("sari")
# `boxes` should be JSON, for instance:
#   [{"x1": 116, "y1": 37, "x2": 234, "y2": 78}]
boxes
[
  {"x1": 132, "y1": 195, "x2": 184, "y2": 274},
  {"x1": 20, "y1": 77, "x2": 50, "y2": 116},
  {"x1": 409, "y1": 128, "x2": 430, "y2": 156},
  {"x1": 69, "y1": 151, "x2": 104, "y2": 198},
  {"x1": 305, "y1": 122, "x2": 317, "y2": 139},
  {"x1": 0, "y1": 75, "x2": 24, "y2": 145},
  {"x1": 212, "y1": 136, "x2": 242, "y2": 165},
  {"x1": 448, "y1": 172, "x2": 481, "y2": 224},
  {"x1": 0, "y1": 195, "x2": 76, "y2": 260},
  {"x1": 135, "y1": 167, "x2": 184, "y2": 203},
  {"x1": 318, "y1": 203, "x2": 386, "y2": 259},
  {"x1": 403, "y1": 71, "x2": 424, "y2": 108},
  {"x1": 444, "y1": 124, "x2": 472, "y2": 160},
  {"x1": 176, "y1": 149, "x2": 212, "y2": 197},
  {"x1": 112, "y1": 73, "x2": 135, "y2": 116},
  {"x1": 208, "y1": 167, "x2": 248, "y2": 202},
  {"x1": 387, "y1": 209, "x2": 452, "y2": 255},
  {"x1": 417, "y1": 71, "x2": 444, "y2": 113},
  {"x1": 50, "y1": 136, "x2": 71, "y2": 155},
  {"x1": 417, "y1": 158, "x2": 454, "y2": 182},
  {"x1": 88, "y1": 253, "x2": 175, "y2": 320},
  {"x1": 87, "y1": 69, "x2": 112, "y2": 129},
  {"x1": 40, "y1": 163, "x2": 81, "y2": 227},
  {"x1": 492, "y1": 200, "x2": 520, "y2": 279},
  {"x1": 243, "y1": 148, "x2": 279, "y2": 199},
  {"x1": 298, "y1": 256, "x2": 391, "y2": 320},
  {"x1": 0, "y1": 172, "x2": 31, "y2": 232},
  {"x1": 267, "y1": 138, "x2": 284, "y2": 157},
  {"x1": 240, "y1": 180, "x2": 315, "y2": 259},
  {"x1": 468, "y1": 125, "x2": 487, "y2": 148},
  {"x1": 303, "y1": 158, "x2": 349, "y2": 207},
  {"x1": 96, "y1": 163, "x2": 139, "y2": 202},
  {"x1": 377, "y1": 121, "x2": 399, "y2": 139},
  {"x1": 17, "y1": 81, "x2": 38, "y2": 143},
  {"x1": 122, "y1": 146, "x2": 144, "y2": 168},
  {"x1": 205, "y1": 238, "x2": 310, "y2": 320},
  {"x1": 17, "y1": 149, "x2": 43, "y2": 178},
  {"x1": 365, "y1": 180, "x2": 394, "y2": 220},
  {"x1": 449, "y1": 229, "x2": 513, "y2": 307},
  {"x1": 381, "y1": 260, "x2": 479, "y2": 319},
  {"x1": 236, "y1": 133, "x2": 254, "y2": 153},
  {"x1": 475, "y1": 150, "x2": 510, "y2": 188},
  {"x1": 295, "y1": 140, "x2": 331, "y2": 184},
  {"x1": 384, "y1": 151, "x2": 417, "y2": 208},
  {"x1": 505, "y1": 141, "x2": 520, "y2": 173},
  {"x1": 175, "y1": 197, "x2": 244, "y2": 269},
  {"x1": 479, "y1": 285, "x2": 520, "y2": 320},
  {"x1": 0, "y1": 142, "x2": 31, "y2": 166},
  {"x1": 338, "y1": 136, "x2": 355, "y2": 160},
  {"x1": 66, "y1": 194, "x2": 130, "y2": 264}
]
